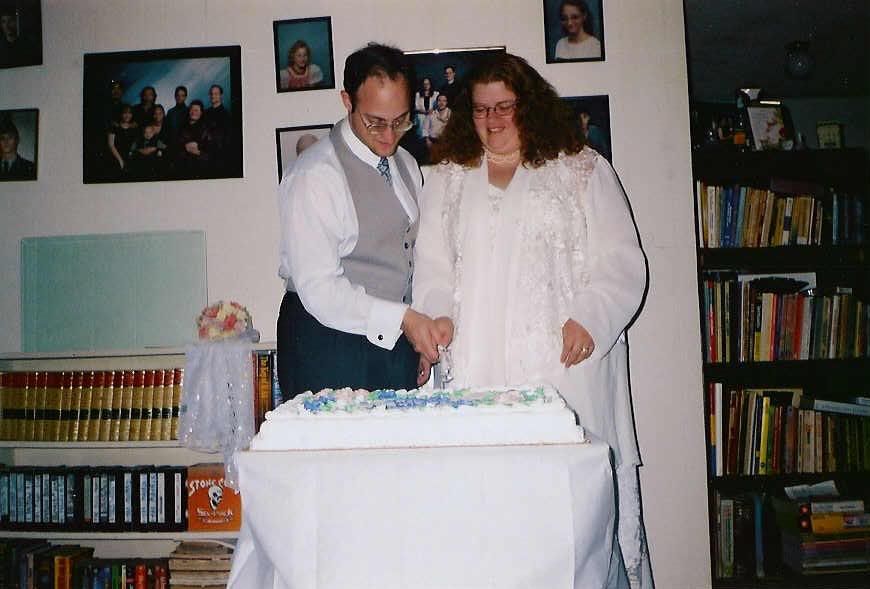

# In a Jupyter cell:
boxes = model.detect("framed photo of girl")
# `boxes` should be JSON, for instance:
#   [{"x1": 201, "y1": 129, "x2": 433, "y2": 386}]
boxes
[
  {"x1": 273, "y1": 16, "x2": 335, "y2": 93},
  {"x1": 0, "y1": 107, "x2": 38, "y2": 181},
  {"x1": 82, "y1": 45, "x2": 243, "y2": 184},
  {"x1": 543, "y1": 0, "x2": 605, "y2": 63},
  {"x1": 275, "y1": 123, "x2": 332, "y2": 182}
]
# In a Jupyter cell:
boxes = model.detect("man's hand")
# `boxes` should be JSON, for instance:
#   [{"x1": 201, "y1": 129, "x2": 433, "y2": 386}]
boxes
[
  {"x1": 433, "y1": 316, "x2": 455, "y2": 347},
  {"x1": 417, "y1": 356, "x2": 432, "y2": 386},
  {"x1": 560, "y1": 318, "x2": 595, "y2": 367},
  {"x1": 402, "y1": 308, "x2": 441, "y2": 363}
]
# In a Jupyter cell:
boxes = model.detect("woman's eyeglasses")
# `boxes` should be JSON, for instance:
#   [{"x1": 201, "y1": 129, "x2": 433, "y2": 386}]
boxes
[{"x1": 471, "y1": 100, "x2": 519, "y2": 119}]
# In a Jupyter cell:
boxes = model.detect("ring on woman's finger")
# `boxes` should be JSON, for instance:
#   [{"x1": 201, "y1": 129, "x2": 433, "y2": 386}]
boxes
[{"x1": 580, "y1": 346, "x2": 589, "y2": 355}]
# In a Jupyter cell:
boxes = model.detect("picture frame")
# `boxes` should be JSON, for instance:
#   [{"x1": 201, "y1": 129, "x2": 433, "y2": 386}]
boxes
[
  {"x1": 276, "y1": 123, "x2": 332, "y2": 182},
  {"x1": 0, "y1": 107, "x2": 38, "y2": 181},
  {"x1": 273, "y1": 16, "x2": 335, "y2": 93},
  {"x1": 0, "y1": 0, "x2": 42, "y2": 69},
  {"x1": 82, "y1": 45, "x2": 243, "y2": 184},
  {"x1": 400, "y1": 45, "x2": 506, "y2": 166},
  {"x1": 746, "y1": 104, "x2": 793, "y2": 151},
  {"x1": 544, "y1": 0, "x2": 605, "y2": 63},
  {"x1": 816, "y1": 120, "x2": 843, "y2": 149},
  {"x1": 562, "y1": 95, "x2": 612, "y2": 163}
]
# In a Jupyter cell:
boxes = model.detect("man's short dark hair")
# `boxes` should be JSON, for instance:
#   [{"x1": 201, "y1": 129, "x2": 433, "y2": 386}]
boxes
[
  {"x1": 0, "y1": 117, "x2": 20, "y2": 142},
  {"x1": 210, "y1": 84, "x2": 223, "y2": 95},
  {"x1": 175, "y1": 85, "x2": 188, "y2": 95},
  {"x1": 140, "y1": 85, "x2": 156, "y2": 99},
  {"x1": 343, "y1": 43, "x2": 413, "y2": 109},
  {"x1": 445, "y1": 65, "x2": 456, "y2": 73}
]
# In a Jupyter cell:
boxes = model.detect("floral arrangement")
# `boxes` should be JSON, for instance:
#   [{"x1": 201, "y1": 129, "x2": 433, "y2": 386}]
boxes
[{"x1": 197, "y1": 300, "x2": 254, "y2": 341}]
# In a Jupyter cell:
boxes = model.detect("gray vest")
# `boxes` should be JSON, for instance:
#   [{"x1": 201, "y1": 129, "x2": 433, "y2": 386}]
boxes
[{"x1": 330, "y1": 125, "x2": 419, "y2": 304}]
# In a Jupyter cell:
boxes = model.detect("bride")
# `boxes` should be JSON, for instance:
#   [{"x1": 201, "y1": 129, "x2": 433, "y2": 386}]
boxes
[{"x1": 412, "y1": 52, "x2": 653, "y2": 589}]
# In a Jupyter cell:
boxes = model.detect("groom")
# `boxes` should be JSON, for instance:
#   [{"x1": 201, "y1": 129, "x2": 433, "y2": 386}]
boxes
[{"x1": 276, "y1": 43, "x2": 448, "y2": 400}]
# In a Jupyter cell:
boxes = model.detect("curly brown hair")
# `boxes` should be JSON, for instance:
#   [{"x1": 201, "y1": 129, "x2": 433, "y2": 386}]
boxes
[{"x1": 430, "y1": 53, "x2": 583, "y2": 168}]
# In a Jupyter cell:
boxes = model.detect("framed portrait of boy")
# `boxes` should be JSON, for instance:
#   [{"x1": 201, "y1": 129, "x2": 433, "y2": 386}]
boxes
[
  {"x1": 273, "y1": 16, "x2": 335, "y2": 93},
  {"x1": 400, "y1": 45, "x2": 505, "y2": 166},
  {"x1": 0, "y1": 107, "x2": 38, "y2": 181},
  {"x1": 562, "y1": 95, "x2": 612, "y2": 163},
  {"x1": 543, "y1": 0, "x2": 605, "y2": 63},
  {"x1": 82, "y1": 45, "x2": 243, "y2": 184},
  {"x1": 0, "y1": 0, "x2": 42, "y2": 69},
  {"x1": 276, "y1": 123, "x2": 332, "y2": 182}
]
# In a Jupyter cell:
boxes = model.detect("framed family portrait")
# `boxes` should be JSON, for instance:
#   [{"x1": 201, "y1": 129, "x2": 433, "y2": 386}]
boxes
[
  {"x1": 276, "y1": 123, "x2": 332, "y2": 182},
  {"x1": 0, "y1": 107, "x2": 38, "y2": 181},
  {"x1": 82, "y1": 45, "x2": 243, "y2": 184},
  {"x1": 543, "y1": 0, "x2": 605, "y2": 63},
  {"x1": 273, "y1": 16, "x2": 335, "y2": 93},
  {"x1": 0, "y1": 0, "x2": 42, "y2": 69},
  {"x1": 400, "y1": 45, "x2": 505, "y2": 166},
  {"x1": 562, "y1": 95, "x2": 612, "y2": 162}
]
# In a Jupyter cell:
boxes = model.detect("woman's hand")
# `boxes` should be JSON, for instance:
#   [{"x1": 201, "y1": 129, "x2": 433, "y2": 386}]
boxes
[{"x1": 561, "y1": 318, "x2": 594, "y2": 367}]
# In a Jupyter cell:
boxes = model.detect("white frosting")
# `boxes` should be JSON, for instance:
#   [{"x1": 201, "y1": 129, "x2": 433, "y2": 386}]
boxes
[{"x1": 251, "y1": 385, "x2": 586, "y2": 450}]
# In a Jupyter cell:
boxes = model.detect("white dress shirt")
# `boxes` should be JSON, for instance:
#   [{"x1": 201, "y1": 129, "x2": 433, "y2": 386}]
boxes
[{"x1": 277, "y1": 118, "x2": 422, "y2": 350}]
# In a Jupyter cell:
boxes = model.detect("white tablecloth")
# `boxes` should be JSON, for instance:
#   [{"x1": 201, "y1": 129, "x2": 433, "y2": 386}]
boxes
[{"x1": 228, "y1": 441, "x2": 617, "y2": 589}]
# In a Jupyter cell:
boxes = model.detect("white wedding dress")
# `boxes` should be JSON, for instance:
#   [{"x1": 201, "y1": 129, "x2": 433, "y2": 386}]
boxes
[{"x1": 413, "y1": 148, "x2": 654, "y2": 588}]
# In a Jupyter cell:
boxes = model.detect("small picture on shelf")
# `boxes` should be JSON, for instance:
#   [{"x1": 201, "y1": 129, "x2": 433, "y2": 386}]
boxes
[
  {"x1": 816, "y1": 121, "x2": 843, "y2": 149},
  {"x1": 276, "y1": 124, "x2": 332, "y2": 182},
  {"x1": 273, "y1": 16, "x2": 335, "y2": 93},
  {"x1": 746, "y1": 104, "x2": 794, "y2": 151},
  {"x1": 0, "y1": 107, "x2": 37, "y2": 181}
]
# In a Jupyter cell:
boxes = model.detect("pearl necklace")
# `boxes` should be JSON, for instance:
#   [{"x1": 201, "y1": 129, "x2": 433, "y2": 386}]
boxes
[{"x1": 484, "y1": 148, "x2": 521, "y2": 166}]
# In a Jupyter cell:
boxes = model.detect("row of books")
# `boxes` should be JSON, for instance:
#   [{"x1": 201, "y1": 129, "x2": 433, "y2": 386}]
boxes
[
  {"x1": 0, "y1": 465, "x2": 187, "y2": 532},
  {"x1": 771, "y1": 497, "x2": 870, "y2": 575},
  {"x1": 696, "y1": 183, "x2": 821, "y2": 248},
  {"x1": 253, "y1": 349, "x2": 282, "y2": 432},
  {"x1": 0, "y1": 463, "x2": 240, "y2": 534},
  {"x1": 707, "y1": 384, "x2": 870, "y2": 477},
  {"x1": 0, "y1": 368, "x2": 184, "y2": 442},
  {"x1": 712, "y1": 492, "x2": 870, "y2": 580},
  {"x1": 0, "y1": 538, "x2": 173, "y2": 589},
  {"x1": 701, "y1": 274, "x2": 869, "y2": 363},
  {"x1": 695, "y1": 181, "x2": 865, "y2": 249}
]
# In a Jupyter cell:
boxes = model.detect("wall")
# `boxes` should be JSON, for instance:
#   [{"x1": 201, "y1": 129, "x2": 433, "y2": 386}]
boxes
[{"x1": 0, "y1": 1, "x2": 709, "y2": 586}]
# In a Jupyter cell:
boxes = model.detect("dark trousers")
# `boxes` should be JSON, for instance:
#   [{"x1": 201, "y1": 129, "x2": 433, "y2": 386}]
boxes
[{"x1": 276, "y1": 291, "x2": 418, "y2": 401}]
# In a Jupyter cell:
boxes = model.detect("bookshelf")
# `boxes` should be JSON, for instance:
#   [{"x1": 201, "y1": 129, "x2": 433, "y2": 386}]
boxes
[
  {"x1": 0, "y1": 345, "x2": 273, "y2": 560},
  {"x1": 692, "y1": 147, "x2": 870, "y2": 588}
]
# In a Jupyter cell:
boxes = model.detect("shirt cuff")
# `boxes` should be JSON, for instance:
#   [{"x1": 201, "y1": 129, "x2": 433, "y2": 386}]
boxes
[{"x1": 366, "y1": 299, "x2": 408, "y2": 350}]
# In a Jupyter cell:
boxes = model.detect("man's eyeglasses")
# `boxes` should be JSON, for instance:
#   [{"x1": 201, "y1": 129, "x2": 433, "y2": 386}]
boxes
[
  {"x1": 471, "y1": 100, "x2": 519, "y2": 119},
  {"x1": 358, "y1": 111, "x2": 414, "y2": 135}
]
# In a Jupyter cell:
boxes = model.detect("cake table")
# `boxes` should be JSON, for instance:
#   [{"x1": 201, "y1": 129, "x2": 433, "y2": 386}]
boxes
[{"x1": 228, "y1": 439, "x2": 617, "y2": 589}]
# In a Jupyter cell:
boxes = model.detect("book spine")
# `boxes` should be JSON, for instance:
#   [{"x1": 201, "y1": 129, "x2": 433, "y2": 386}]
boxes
[{"x1": 99, "y1": 371, "x2": 114, "y2": 442}]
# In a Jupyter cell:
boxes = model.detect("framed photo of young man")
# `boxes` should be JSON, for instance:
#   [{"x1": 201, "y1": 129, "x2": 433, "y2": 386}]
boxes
[
  {"x1": 275, "y1": 123, "x2": 332, "y2": 182},
  {"x1": 82, "y1": 45, "x2": 243, "y2": 184},
  {"x1": 0, "y1": 0, "x2": 42, "y2": 69},
  {"x1": 400, "y1": 45, "x2": 505, "y2": 166},
  {"x1": 562, "y1": 95, "x2": 612, "y2": 163},
  {"x1": 543, "y1": 0, "x2": 605, "y2": 63},
  {"x1": 273, "y1": 16, "x2": 335, "y2": 93},
  {"x1": 0, "y1": 107, "x2": 38, "y2": 181}
]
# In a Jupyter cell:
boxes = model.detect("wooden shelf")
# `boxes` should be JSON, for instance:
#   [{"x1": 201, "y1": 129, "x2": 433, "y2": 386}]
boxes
[
  {"x1": 692, "y1": 147, "x2": 870, "y2": 189},
  {"x1": 698, "y1": 245, "x2": 869, "y2": 273},
  {"x1": 713, "y1": 570, "x2": 870, "y2": 589},
  {"x1": 0, "y1": 530, "x2": 238, "y2": 540},
  {"x1": 709, "y1": 471, "x2": 870, "y2": 494},
  {"x1": 703, "y1": 358, "x2": 870, "y2": 392},
  {"x1": 0, "y1": 440, "x2": 183, "y2": 449}
]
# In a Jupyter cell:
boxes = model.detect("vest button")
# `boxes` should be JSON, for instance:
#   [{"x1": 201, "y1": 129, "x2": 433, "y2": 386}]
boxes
[
  {"x1": 404, "y1": 242, "x2": 409, "y2": 249},
  {"x1": 377, "y1": 334, "x2": 384, "y2": 341},
  {"x1": 402, "y1": 296, "x2": 407, "y2": 303}
]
